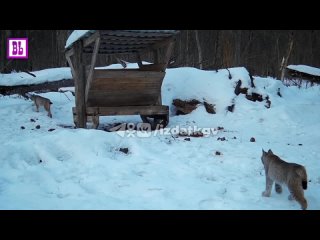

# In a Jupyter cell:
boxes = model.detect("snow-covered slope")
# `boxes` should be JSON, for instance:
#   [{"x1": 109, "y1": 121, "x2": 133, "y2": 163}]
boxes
[
  {"x1": 0, "y1": 65, "x2": 319, "y2": 210},
  {"x1": 0, "y1": 67, "x2": 72, "y2": 86}
]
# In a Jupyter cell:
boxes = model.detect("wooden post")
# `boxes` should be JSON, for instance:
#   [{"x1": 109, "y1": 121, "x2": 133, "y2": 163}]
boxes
[
  {"x1": 65, "y1": 48, "x2": 76, "y2": 77},
  {"x1": 85, "y1": 35, "x2": 100, "y2": 103},
  {"x1": 194, "y1": 30, "x2": 203, "y2": 69},
  {"x1": 73, "y1": 41, "x2": 87, "y2": 128}
]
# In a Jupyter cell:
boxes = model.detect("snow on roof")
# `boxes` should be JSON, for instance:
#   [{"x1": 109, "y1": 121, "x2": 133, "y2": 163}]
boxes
[
  {"x1": 287, "y1": 65, "x2": 320, "y2": 77},
  {"x1": 65, "y1": 30, "x2": 179, "y2": 49},
  {"x1": 65, "y1": 30, "x2": 95, "y2": 49}
]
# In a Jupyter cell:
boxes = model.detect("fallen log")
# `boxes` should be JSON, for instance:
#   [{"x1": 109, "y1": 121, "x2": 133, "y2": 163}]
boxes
[{"x1": 0, "y1": 79, "x2": 74, "y2": 97}]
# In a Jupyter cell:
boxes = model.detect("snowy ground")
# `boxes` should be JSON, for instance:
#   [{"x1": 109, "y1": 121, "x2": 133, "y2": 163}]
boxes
[{"x1": 0, "y1": 65, "x2": 320, "y2": 210}]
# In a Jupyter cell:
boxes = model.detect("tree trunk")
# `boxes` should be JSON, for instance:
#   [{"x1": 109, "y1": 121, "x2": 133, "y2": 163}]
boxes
[
  {"x1": 234, "y1": 30, "x2": 241, "y2": 66},
  {"x1": 194, "y1": 30, "x2": 203, "y2": 69},
  {"x1": 280, "y1": 33, "x2": 294, "y2": 81}
]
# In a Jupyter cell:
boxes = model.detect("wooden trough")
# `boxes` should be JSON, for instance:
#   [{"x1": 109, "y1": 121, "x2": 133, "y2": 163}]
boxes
[{"x1": 65, "y1": 30, "x2": 179, "y2": 129}]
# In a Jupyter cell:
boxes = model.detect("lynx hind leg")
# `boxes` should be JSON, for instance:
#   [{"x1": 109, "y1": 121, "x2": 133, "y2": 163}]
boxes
[
  {"x1": 88, "y1": 115, "x2": 99, "y2": 129},
  {"x1": 262, "y1": 176, "x2": 274, "y2": 197},
  {"x1": 35, "y1": 103, "x2": 39, "y2": 112},
  {"x1": 275, "y1": 183, "x2": 282, "y2": 194},
  {"x1": 44, "y1": 104, "x2": 52, "y2": 118},
  {"x1": 288, "y1": 182, "x2": 308, "y2": 210},
  {"x1": 92, "y1": 115, "x2": 99, "y2": 129}
]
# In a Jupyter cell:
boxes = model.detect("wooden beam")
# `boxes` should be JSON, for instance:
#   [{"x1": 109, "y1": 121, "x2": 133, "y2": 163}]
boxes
[
  {"x1": 66, "y1": 54, "x2": 76, "y2": 77},
  {"x1": 93, "y1": 69, "x2": 165, "y2": 79},
  {"x1": 85, "y1": 36, "x2": 100, "y2": 103},
  {"x1": 83, "y1": 31, "x2": 100, "y2": 48},
  {"x1": 73, "y1": 105, "x2": 169, "y2": 116},
  {"x1": 65, "y1": 48, "x2": 75, "y2": 58},
  {"x1": 73, "y1": 41, "x2": 87, "y2": 128}
]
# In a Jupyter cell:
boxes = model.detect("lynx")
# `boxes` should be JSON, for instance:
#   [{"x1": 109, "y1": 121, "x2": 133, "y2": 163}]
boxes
[
  {"x1": 30, "y1": 94, "x2": 53, "y2": 118},
  {"x1": 261, "y1": 149, "x2": 308, "y2": 210}
]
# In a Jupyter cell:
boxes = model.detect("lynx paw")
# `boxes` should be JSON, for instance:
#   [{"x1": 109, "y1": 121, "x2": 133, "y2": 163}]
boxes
[
  {"x1": 288, "y1": 194, "x2": 294, "y2": 201},
  {"x1": 262, "y1": 191, "x2": 271, "y2": 197},
  {"x1": 301, "y1": 201, "x2": 308, "y2": 210}
]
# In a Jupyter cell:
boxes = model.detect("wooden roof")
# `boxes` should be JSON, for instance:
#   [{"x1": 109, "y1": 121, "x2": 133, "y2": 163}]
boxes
[{"x1": 67, "y1": 30, "x2": 179, "y2": 55}]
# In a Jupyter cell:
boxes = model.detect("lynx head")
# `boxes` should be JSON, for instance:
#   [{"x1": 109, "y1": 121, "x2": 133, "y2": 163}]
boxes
[
  {"x1": 25, "y1": 93, "x2": 33, "y2": 100},
  {"x1": 261, "y1": 149, "x2": 273, "y2": 165},
  {"x1": 28, "y1": 94, "x2": 37, "y2": 101}
]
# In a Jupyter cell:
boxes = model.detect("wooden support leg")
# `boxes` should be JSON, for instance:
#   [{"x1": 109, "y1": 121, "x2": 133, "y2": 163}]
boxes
[{"x1": 73, "y1": 41, "x2": 87, "y2": 128}]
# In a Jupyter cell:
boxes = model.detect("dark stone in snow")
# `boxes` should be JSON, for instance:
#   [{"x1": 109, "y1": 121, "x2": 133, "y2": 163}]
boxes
[
  {"x1": 30, "y1": 119, "x2": 36, "y2": 122},
  {"x1": 21, "y1": 126, "x2": 25, "y2": 129},
  {"x1": 217, "y1": 137, "x2": 226, "y2": 141},
  {"x1": 119, "y1": 148, "x2": 129, "y2": 154},
  {"x1": 36, "y1": 125, "x2": 40, "y2": 129},
  {"x1": 250, "y1": 137, "x2": 256, "y2": 142},
  {"x1": 204, "y1": 101, "x2": 216, "y2": 114},
  {"x1": 48, "y1": 128, "x2": 55, "y2": 132},
  {"x1": 227, "y1": 104, "x2": 235, "y2": 113},
  {"x1": 184, "y1": 138, "x2": 191, "y2": 141},
  {"x1": 234, "y1": 80, "x2": 242, "y2": 96}
]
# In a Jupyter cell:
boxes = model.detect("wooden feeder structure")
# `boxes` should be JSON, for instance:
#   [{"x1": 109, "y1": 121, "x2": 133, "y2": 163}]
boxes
[{"x1": 65, "y1": 30, "x2": 179, "y2": 129}]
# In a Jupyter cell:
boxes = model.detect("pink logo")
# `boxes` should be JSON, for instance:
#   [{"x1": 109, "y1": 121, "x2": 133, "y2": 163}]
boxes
[{"x1": 7, "y1": 38, "x2": 28, "y2": 59}]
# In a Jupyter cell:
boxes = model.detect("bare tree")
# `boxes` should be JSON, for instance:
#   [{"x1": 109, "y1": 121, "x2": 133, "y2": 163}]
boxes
[
  {"x1": 2, "y1": 30, "x2": 320, "y2": 78},
  {"x1": 194, "y1": 30, "x2": 203, "y2": 69},
  {"x1": 280, "y1": 32, "x2": 294, "y2": 81}
]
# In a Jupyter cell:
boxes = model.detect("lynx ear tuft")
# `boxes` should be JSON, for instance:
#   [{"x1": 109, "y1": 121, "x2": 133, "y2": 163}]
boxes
[{"x1": 268, "y1": 149, "x2": 273, "y2": 154}]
